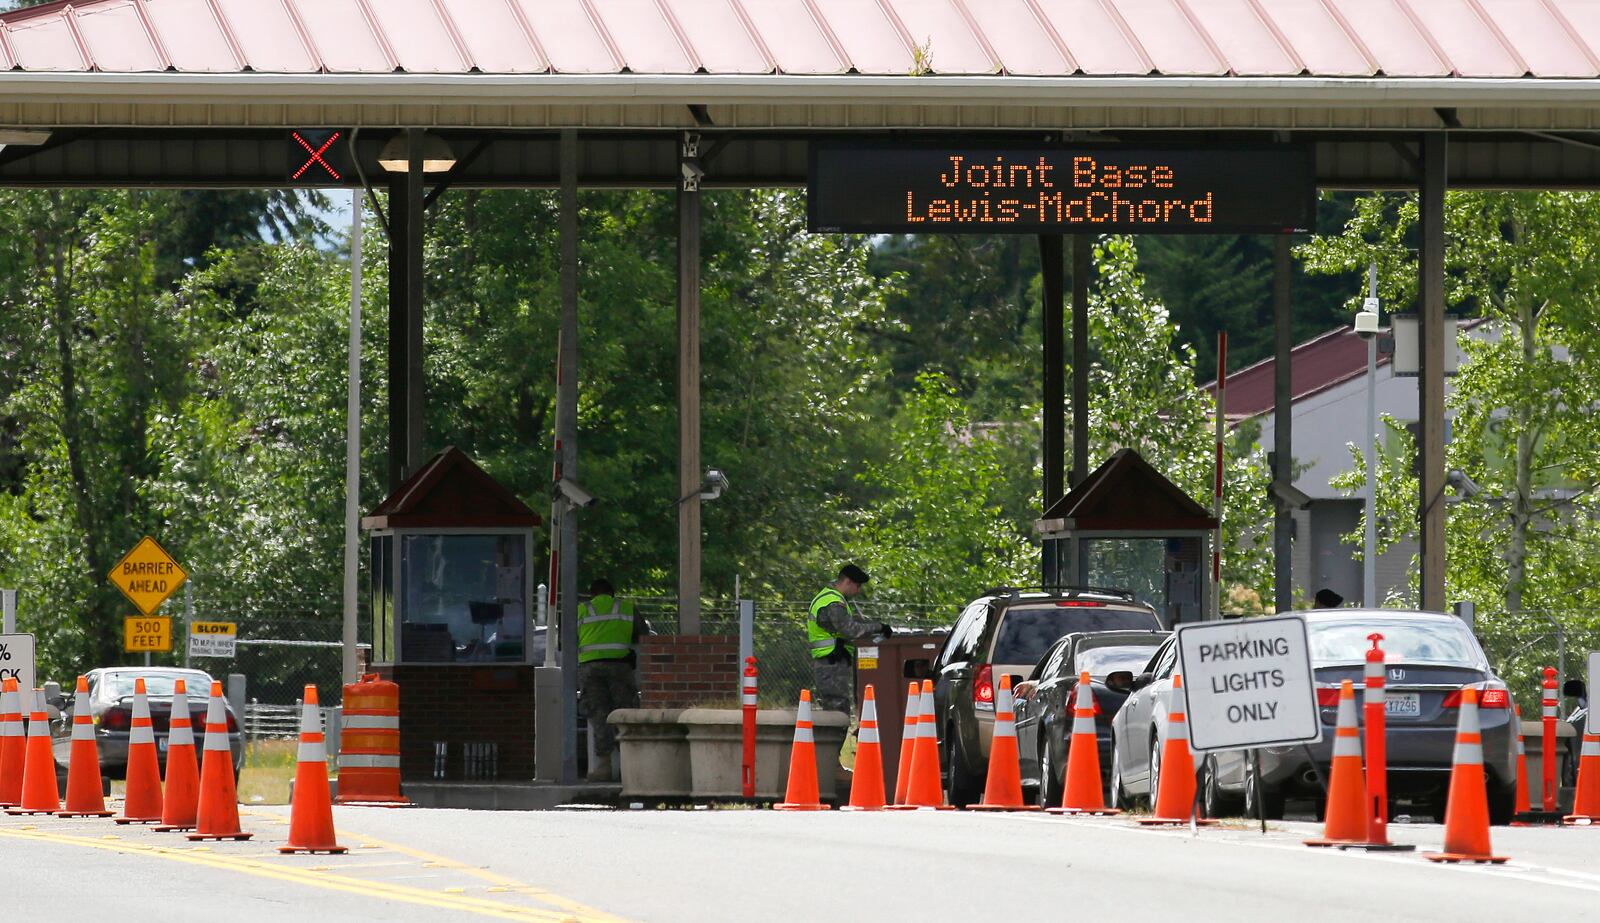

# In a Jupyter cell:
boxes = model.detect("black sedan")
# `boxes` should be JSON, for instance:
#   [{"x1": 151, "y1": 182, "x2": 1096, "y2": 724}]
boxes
[{"x1": 1015, "y1": 630, "x2": 1169, "y2": 809}]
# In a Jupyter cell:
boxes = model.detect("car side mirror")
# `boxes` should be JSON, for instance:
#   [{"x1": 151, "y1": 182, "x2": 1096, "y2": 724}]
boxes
[
  {"x1": 1564, "y1": 678, "x2": 1587, "y2": 699},
  {"x1": 1131, "y1": 672, "x2": 1153, "y2": 690},
  {"x1": 903, "y1": 660, "x2": 933, "y2": 681},
  {"x1": 1106, "y1": 670, "x2": 1135, "y2": 692}
]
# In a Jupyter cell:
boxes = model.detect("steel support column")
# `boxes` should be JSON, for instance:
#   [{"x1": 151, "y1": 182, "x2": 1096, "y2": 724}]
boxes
[
  {"x1": 386, "y1": 172, "x2": 409, "y2": 492},
  {"x1": 1419, "y1": 134, "x2": 1448, "y2": 612},
  {"x1": 557, "y1": 129, "x2": 581, "y2": 783},
  {"x1": 677, "y1": 144, "x2": 703, "y2": 636},
  {"x1": 1040, "y1": 234, "x2": 1064, "y2": 586},
  {"x1": 405, "y1": 131, "x2": 426, "y2": 477},
  {"x1": 1072, "y1": 235, "x2": 1091, "y2": 487},
  {"x1": 1273, "y1": 235, "x2": 1294, "y2": 613}
]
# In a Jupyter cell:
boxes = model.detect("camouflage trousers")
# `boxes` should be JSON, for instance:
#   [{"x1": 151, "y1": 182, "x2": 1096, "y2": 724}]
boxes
[
  {"x1": 812, "y1": 659, "x2": 856, "y2": 718},
  {"x1": 579, "y1": 659, "x2": 639, "y2": 757}
]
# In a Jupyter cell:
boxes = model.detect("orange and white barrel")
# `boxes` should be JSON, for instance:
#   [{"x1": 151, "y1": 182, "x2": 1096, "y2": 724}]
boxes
[{"x1": 336, "y1": 674, "x2": 409, "y2": 804}]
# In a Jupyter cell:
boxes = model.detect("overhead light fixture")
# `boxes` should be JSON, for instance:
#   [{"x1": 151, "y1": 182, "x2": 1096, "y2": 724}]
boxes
[{"x1": 378, "y1": 131, "x2": 456, "y2": 174}]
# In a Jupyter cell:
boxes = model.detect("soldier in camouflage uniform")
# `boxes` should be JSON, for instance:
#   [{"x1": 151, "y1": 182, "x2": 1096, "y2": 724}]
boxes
[{"x1": 807, "y1": 564, "x2": 890, "y2": 717}]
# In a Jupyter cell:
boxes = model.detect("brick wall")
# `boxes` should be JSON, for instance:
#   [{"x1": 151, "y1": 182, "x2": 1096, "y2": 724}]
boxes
[
  {"x1": 372, "y1": 664, "x2": 536, "y2": 782},
  {"x1": 639, "y1": 635, "x2": 738, "y2": 708}
]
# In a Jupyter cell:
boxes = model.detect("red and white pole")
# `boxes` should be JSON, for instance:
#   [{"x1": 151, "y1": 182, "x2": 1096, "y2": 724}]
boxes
[
  {"x1": 1212, "y1": 332, "x2": 1227, "y2": 618},
  {"x1": 741, "y1": 656, "x2": 759, "y2": 798},
  {"x1": 1364, "y1": 634, "x2": 1390, "y2": 840},
  {"x1": 1542, "y1": 666, "x2": 1559, "y2": 813}
]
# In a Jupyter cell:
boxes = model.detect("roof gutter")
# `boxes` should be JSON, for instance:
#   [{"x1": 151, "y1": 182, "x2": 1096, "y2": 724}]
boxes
[{"x1": 1, "y1": 73, "x2": 1599, "y2": 110}]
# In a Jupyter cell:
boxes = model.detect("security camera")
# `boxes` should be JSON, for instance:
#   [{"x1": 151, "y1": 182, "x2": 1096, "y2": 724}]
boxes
[
  {"x1": 1354, "y1": 297, "x2": 1380, "y2": 338},
  {"x1": 1446, "y1": 469, "x2": 1482, "y2": 499},
  {"x1": 556, "y1": 477, "x2": 598, "y2": 509},
  {"x1": 699, "y1": 467, "x2": 729, "y2": 501},
  {"x1": 680, "y1": 160, "x2": 706, "y2": 192},
  {"x1": 1269, "y1": 478, "x2": 1312, "y2": 510}
]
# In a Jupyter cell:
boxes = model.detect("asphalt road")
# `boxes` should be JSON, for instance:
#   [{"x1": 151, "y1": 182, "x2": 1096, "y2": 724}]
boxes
[{"x1": 3, "y1": 805, "x2": 1599, "y2": 922}]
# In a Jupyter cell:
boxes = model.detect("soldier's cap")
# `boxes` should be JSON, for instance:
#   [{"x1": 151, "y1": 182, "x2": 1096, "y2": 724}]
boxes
[{"x1": 838, "y1": 564, "x2": 871, "y2": 585}]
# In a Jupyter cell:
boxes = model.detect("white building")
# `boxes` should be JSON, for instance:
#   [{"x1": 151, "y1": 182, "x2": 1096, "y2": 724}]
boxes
[{"x1": 1206, "y1": 321, "x2": 1485, "y2": 607}]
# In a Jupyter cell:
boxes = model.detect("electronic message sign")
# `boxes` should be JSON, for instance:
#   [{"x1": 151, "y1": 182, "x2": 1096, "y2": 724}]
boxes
[{"x1": 808, "y1": 143, "x2": 1315, "y2": 235}]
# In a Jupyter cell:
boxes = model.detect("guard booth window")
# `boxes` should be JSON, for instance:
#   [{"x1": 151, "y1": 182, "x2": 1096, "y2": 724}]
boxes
[
  {"x1": 371, "y1": 534, "x2": 393, "y2": 663},
  {"x1": 399, "y1": 534, "x2": 527, "y2": 663}
]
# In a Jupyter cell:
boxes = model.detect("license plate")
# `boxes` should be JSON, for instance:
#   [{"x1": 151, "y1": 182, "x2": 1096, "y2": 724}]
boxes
[
  {"x1": 157, "y1": 737, "x2": 168, "y2": 753},
  {"x1": 1386, "y1": 693, "x2": 1421, "y2": 718}
]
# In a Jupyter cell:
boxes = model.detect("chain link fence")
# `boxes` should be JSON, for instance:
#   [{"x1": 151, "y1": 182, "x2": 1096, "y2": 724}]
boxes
[{"x1": 1476, "y1": 610, "x2": 1600, "y2": 718}]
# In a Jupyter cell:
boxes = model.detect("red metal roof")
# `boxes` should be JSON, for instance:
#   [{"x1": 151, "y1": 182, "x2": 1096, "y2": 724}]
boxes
[
  {"x1": 2, "y1": 0, "x2": 1598, "y2": 77},
  {"x1": 1204, "y1": 327, "x2": 1385, "y2": 420}
]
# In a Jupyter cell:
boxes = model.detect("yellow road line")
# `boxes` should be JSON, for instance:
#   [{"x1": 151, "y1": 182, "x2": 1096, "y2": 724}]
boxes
[
  {"x1": 0, "y1": 827, "x2": 599, "y2": 922},
  {"x1": 330, "y1": 828, "x2": 629, "y2": 923}
]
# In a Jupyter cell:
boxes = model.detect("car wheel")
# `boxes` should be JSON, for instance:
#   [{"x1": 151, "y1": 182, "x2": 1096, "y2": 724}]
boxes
[
  {"x1": 1037, "y1": 739, "x2": 1062, "y2": 809},
  {"x1": 944, "y1": 726, "x2": 983, "y2": 808},
  {"x1": 1109, "y1": 735, "x2": 1128, "y2": 810},
  {"x1": 1148, "y1": 731, "x2": 1162, "y2": 810},
  {"x1": 1200, "y1": 756, "x2": 1241, "y2": 819},
  {"x1": 1244, "y1": 760, "x2": 1286, "y2": 820}
]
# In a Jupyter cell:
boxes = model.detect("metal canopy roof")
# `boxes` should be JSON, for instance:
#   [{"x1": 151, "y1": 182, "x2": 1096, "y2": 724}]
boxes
[
  {"x1": 4, "y1": 0, "x2": 1598, "y2": 79},
  {"x1": 4, "y1": 1, "x2": 1600, "y2": 187}
]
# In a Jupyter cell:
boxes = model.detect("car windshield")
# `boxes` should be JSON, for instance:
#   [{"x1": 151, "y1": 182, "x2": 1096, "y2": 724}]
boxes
[
  {"x1": 991, "y1": 605, "x2": 1159, "y2": 665},
  {"x1": 1075, "y1": 644, "x2": 1163, "y2": 678},
  {"x1": 1308, "y1": 617, "x2": 1481, "y2": 666},
  {"x1": 99, "y1": 672, "x2": 211, "y2": 699}
]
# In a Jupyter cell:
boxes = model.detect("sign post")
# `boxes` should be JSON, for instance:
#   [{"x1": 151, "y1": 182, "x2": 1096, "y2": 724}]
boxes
[{"x1": 1176, "y1": 614, "x2": 1322, "y2": 832}]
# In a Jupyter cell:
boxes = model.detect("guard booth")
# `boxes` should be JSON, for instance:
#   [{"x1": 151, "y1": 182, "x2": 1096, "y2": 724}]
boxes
[
  {"x1": 363, "y1": 446, "x2": 539, "y2": 782},
  {"x1": 1034, "y1": 449, "x2": 1218, "y2": 628}
]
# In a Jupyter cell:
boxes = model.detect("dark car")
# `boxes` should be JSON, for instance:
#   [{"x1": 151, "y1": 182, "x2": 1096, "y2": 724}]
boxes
[
  {"x1": 928, "y1": 587, "x2": 1162, "y2": 806},
  {"x1": 1110, "y1": 610, "x2": 1519, "y2": 823},
  {"x1": 1015, "y1": 630, "x2": 1168, "y2": 808},
  {"x1": 49, "y1": 667, "x2": 244, "y2": 779}
]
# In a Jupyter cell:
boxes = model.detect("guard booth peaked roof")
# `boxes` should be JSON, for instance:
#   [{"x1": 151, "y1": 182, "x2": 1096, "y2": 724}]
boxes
[
  {"x1": 3, "y1": 0, "x2": 1599, "y2": 78},
  {"x1": 1038, "y1": 449, "x2": 1216, "y2": 534},
  {"x1": 362, "y1": 446, "x2": 539, "y2": 530}
]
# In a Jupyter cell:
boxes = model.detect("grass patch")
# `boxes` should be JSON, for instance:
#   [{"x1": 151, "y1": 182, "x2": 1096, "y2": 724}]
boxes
[{"x1": 237, "y1": 738, "x2": 299, "y2": 805}]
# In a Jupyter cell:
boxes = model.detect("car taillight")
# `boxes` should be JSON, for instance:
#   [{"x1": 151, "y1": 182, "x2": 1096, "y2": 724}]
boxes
[
  {"x1": 1443, "y1": 687, "x2": 1510, "y2": 709},
  {"x1": 99, "y1": 707, "x2": 131, "y2": 731},
  {"x1": 1316, "y1": 687, "x2": 1341, "y2": 707},
  {"x1": 225, "y1": 711, "x2": 239, "y2": 731},
  {"x1": 973, "y1": 664, "x2": 994, "y2": 709},
  {"x1": 1055, "y1": 600, "x2": 1105, "y2": 607}
]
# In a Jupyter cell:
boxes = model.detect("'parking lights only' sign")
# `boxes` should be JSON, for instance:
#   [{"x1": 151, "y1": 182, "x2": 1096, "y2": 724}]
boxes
[{"x1": 1176, "y1": 614, "x2": 1322, "y2": 752}]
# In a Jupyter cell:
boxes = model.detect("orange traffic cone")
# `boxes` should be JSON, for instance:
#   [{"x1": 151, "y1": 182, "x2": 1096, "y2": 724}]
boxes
[
  {"x1": 774, "y1": 690, "x2": 831, "y2": 811},
  {"x1": 155, "y1": 679, "x2": 201, "y2": 832},
  {"x1": 1306, "y1": 680, "x2": 1369, "y2": 846},
  {"x1": 1425, "y1": 687, "x2": 1508, "y2": 863},
  {"x1": 1051, "y1": 671, "x2": 1119, "y2": 815},
  {"x1": 280, "y1": 686, "x2": 346, "y2": 853},
  {"x1": 187, "y1": 681, "x2": 251, "y2": 841},
  {"x1": 0, "y1": 678, "x2": 24, "y2": 807},
  {"x1": 892, "y1": 681, "x2": 919, "y2": 806},
  {"x1": 1512, "y1": 704, "x2": 1532, "y2": 821},
  {"x1": 115, "y1": 677, "x2": 163, "y2": 825},
  {"x1": 1564, "y1": 723, "x2": 1600, "y2": 825},
  {"x1": 971, "y1": 675, "x2": 1039, "y2": 811},
  {"x1": 57, "y1": 675, "x2": 112, "y2": 817},
  {"x1": 843, "y1": 685, "x2": 887, "y2": 811},
  {"x1": 1138, "y1": 674, "x2": 1216, "y2": 827},
  {"x1": 891, "y1": 680, "x2": 951, "y2": 809},
  {"x1": 7, "y1": 688, "x2": 61, "y2": 815}
]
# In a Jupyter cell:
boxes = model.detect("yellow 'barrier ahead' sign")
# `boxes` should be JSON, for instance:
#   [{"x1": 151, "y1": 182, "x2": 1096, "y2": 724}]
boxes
[{"x1": 108, "y1": 536, "x2": 187, "y2": 615}]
